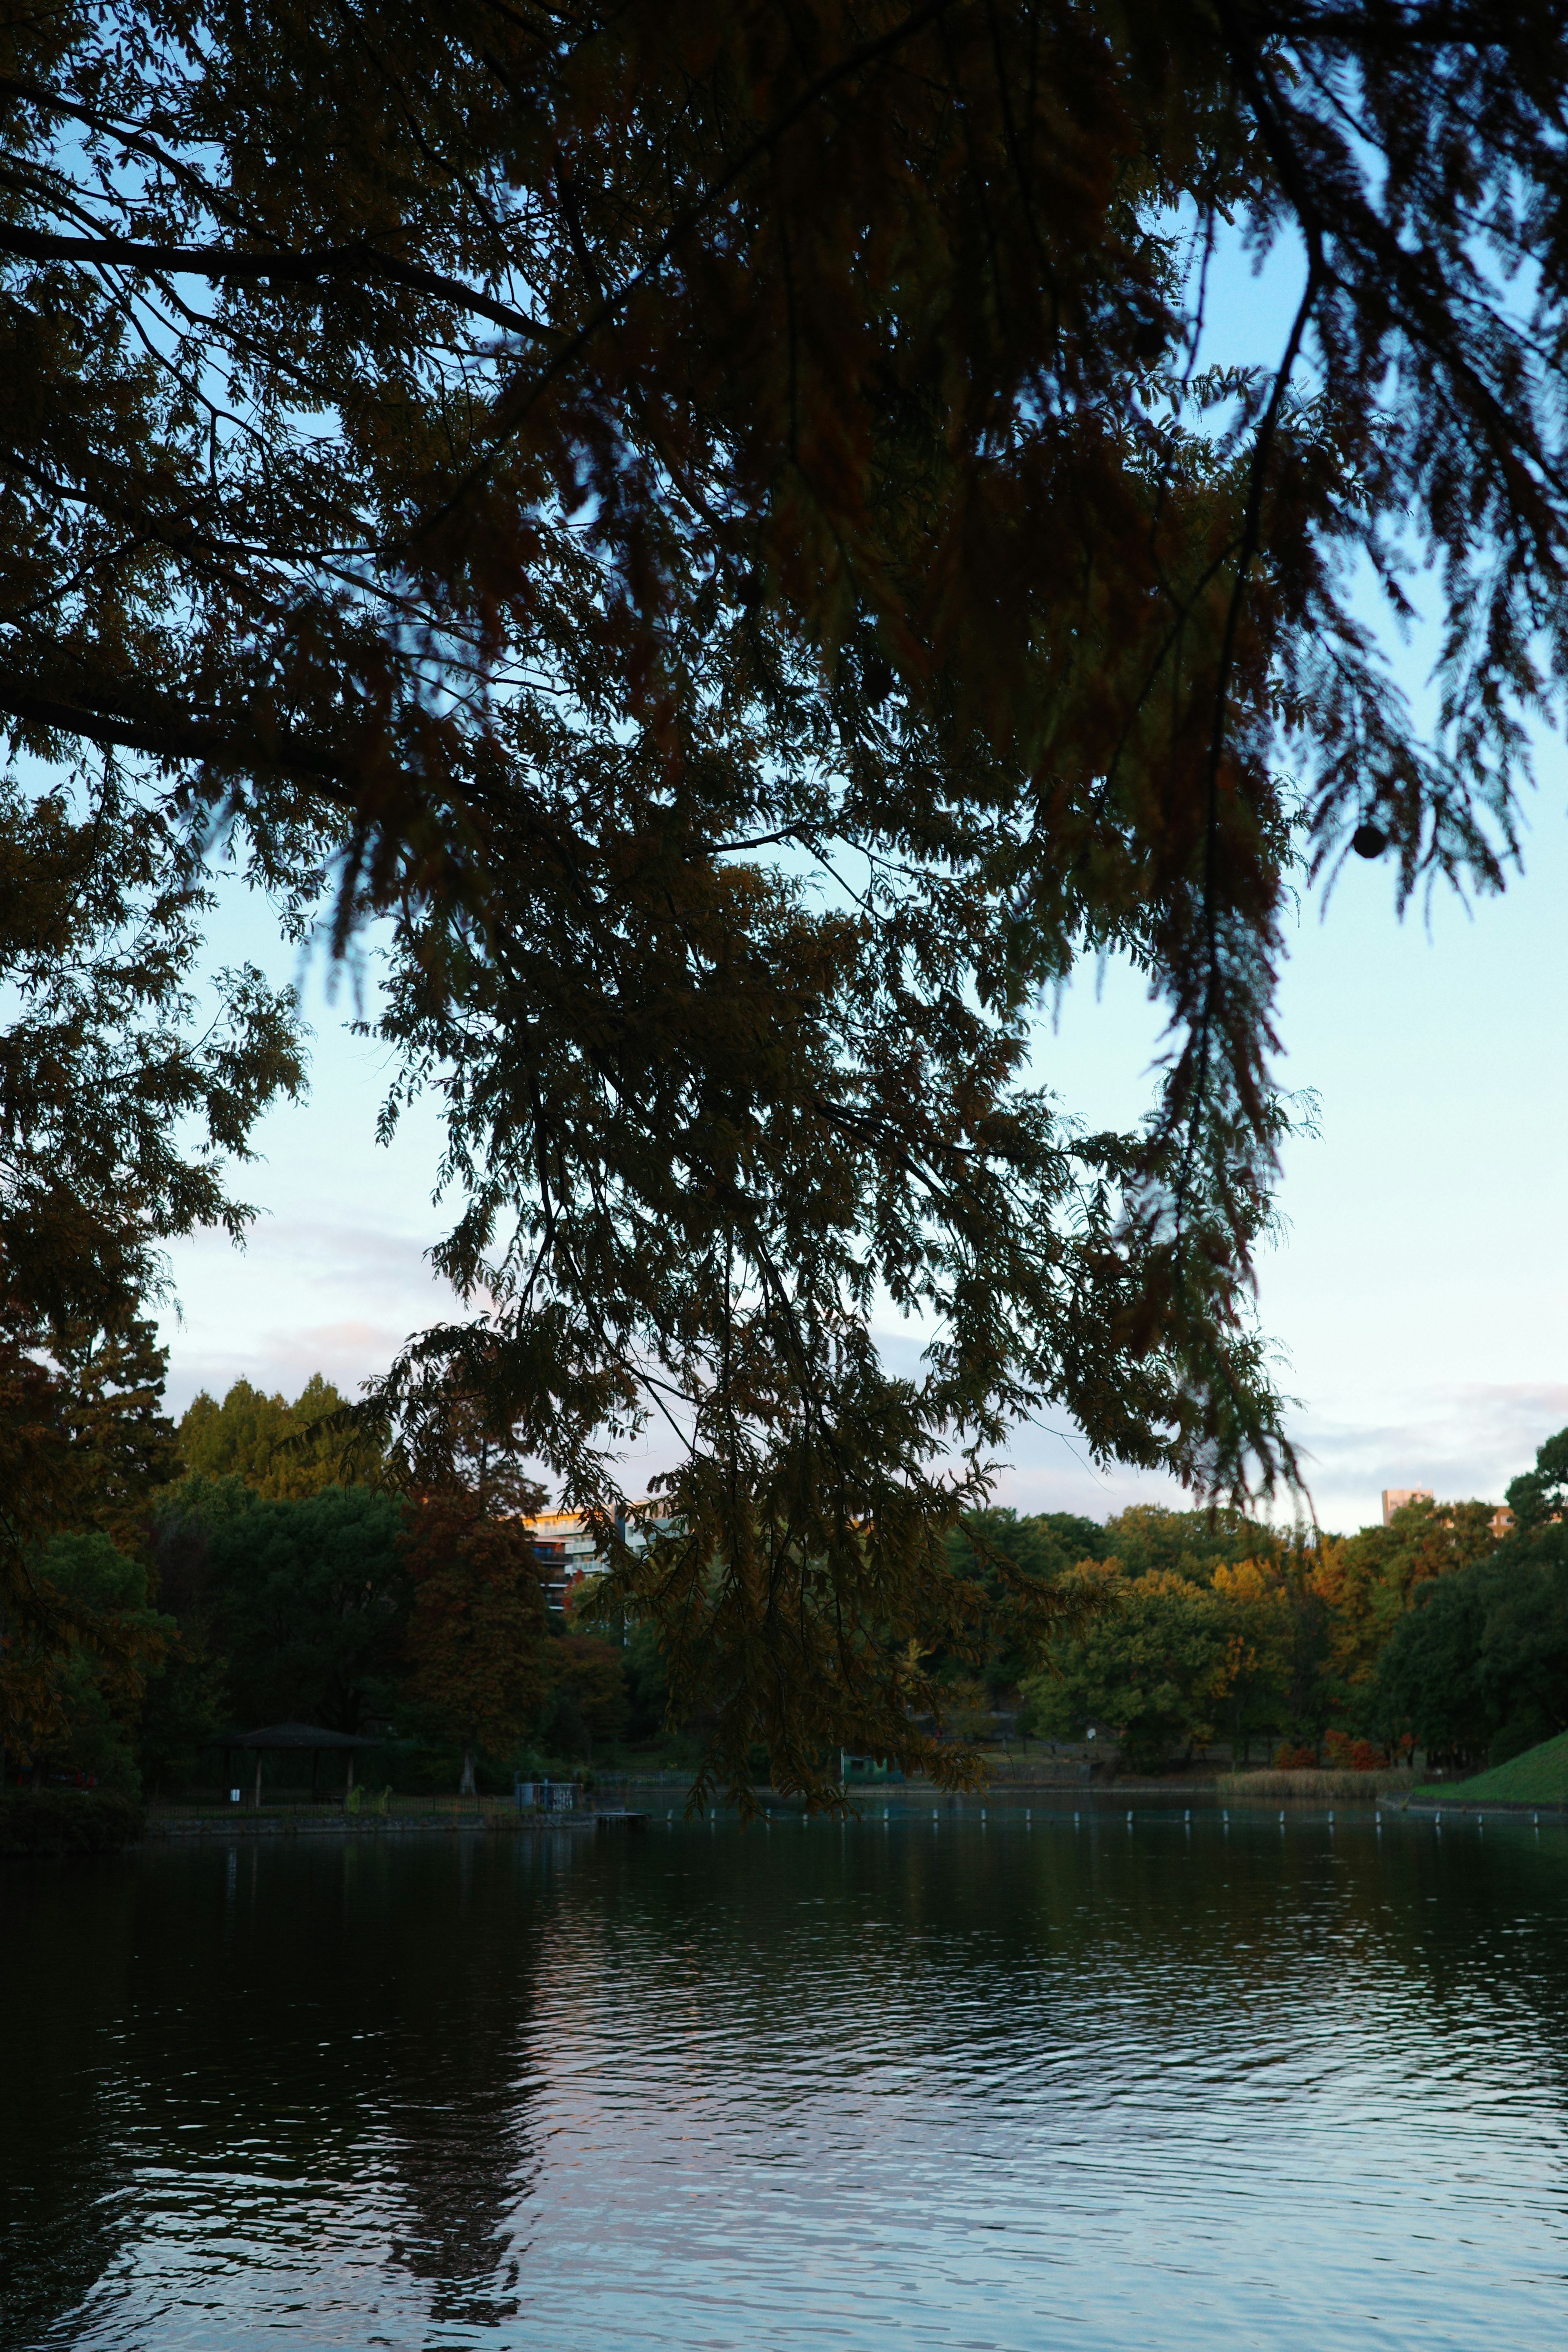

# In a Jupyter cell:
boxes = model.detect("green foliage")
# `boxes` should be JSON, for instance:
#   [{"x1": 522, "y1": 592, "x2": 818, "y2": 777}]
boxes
[
  {"x1": 1506, "y1": 1427, "x2": 1568, "y2": 1537},
  {"x1": 0, "y1": 1313, "x2": 179, "y2": 1775},
  {"x1": 19, "y1": 0, "x2": 1568, "y2": 1800},
  {"x1": 0, "y1": 774, "x2": 303, "y2": 1601},
  {"x1": 2, "y1": 1531, "x2": 171, "y2": 1792},
  {"x1": 1314, "y1": 1499, "x2": 1499, "y2": 1710},
  {"x1": 1020, "y1": 1568, "x2": 1236, "y2": 1771},
  {"x1": 137, "y1": 1634, "x2": 227, "y2": 1797},
  {"x1": 9, "y1": 0, "x2": 1470, "y2": 1797},
  {"x1": 138, "y1": 1477, "x2": 249, "y2": 1791},
  {"x1": 11, "y1": 2, "x2": 1568, "y2": 1802},
  {"x1": 178, "y1": 1375, "x2": 383, "y2": 1499},
  {"x1": 1013, "y1": 1486, "x2": 1527, "y2": 1776},
  {"x1": 400, "y1": 1496, "x2": 549, "y2": 1792},
  {"x1": 0, "y1": 775, "x2": 305, "y2": 1340},
  {"x1": 621, "y1": 1621, "x2": 672, "y2": 1746},
  {"x1": 538, "y1": 1633, "x2": 628, "y2": 1764},
  {"x1": 0, "y1": 770, "x2": 301, "y2": 1764},
  {"x1": 11, "y1": 1385, "x2": 1563, "y2": 1800},
  {"x1": 1374, "y1": 1522, "x2": 1568, "y2": 1771},
  {"x1": 945, "y1": 1508, "x2": 1110, "y2": 1686},
  {"x1": 1090, "y1": 1507, "x2": 1287, "y2": 1586},
  {"x1": 202, "y1": 1485, "x2": 409, "y2": 1735},
  {"x1": 1438, "y1": 1728, "x2": 1568, "y2": 1805},
  {"x1": 1010, "y1": 1506, "x2": 1321, "y2": 1770},
  {"x1": 0, "y1": 1789, "x2": 144, "y2": 1853}
]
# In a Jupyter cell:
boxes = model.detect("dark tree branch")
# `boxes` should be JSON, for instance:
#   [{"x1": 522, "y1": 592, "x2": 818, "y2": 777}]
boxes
[{"x1": 0, "y1": 223, "x2": 557, "y2": 343}]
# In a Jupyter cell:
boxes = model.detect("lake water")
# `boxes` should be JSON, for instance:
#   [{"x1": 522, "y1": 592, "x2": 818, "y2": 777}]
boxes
[{"x1": 5, "y1": 1805, "x2": 1568, "y2": 2351}]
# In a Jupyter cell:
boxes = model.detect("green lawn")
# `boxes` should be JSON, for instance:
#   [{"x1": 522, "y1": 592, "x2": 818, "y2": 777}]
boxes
[{"x1": 1421, "y1": 1729, "x2": 1568, "y2": 1804}]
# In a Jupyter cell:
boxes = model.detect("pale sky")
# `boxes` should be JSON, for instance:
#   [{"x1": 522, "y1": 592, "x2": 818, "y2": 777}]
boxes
[
  {"x1": 151, "y1": 229, "x2": 1568, "y2": 1539},
  {"x1": 153, "y1": 778, "x2": 1568, "y2": 1541}
]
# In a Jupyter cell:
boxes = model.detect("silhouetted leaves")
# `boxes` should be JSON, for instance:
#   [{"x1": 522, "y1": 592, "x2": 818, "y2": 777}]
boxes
[{"x1": 7, "y1": 2, "x2": 1568, "y2": 1796}]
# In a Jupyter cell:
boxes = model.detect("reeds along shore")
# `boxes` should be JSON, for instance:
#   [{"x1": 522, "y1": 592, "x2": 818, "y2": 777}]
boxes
[{"x1": 1215, "y1": 1768, "x2": 1414, "y2": 1801}]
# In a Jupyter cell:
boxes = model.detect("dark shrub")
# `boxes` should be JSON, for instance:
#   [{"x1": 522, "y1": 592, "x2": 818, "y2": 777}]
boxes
[{"x1": 0, "y1": 1791, "x2": 145, "y2": 1853}]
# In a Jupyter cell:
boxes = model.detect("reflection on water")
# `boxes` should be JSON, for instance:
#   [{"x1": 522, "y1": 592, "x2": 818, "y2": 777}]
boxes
[{"x1": 5, "y1": 1809, "x2": 1568, "y2": 2350}]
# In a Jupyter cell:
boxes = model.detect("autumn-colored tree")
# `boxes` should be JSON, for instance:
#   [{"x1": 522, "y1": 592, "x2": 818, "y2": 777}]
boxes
[
  {"x1": 401, "y1": 1499, "x2": 549, "y2": 1794},
  {"x1": 1209, "y1": 1557, "x2": 1303, "y2": 1765},
  {"x1": 1310, "y1": 1498, "x2": 1498, "y2": 1708},
  {"x1": 15, "y1": 5, "x2": 1568, "y2": 1800}
]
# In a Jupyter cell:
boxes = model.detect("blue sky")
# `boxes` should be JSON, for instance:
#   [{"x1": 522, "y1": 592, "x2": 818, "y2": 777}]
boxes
[
  {"x1": 151, "y1": 224, "x2": 1568, "y2": 1538},
  {"x1": 154, "y1": 780, "x2": 1568, "y2": 1539}
]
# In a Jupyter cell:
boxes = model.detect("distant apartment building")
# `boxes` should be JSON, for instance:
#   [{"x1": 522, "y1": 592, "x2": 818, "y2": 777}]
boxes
[
  {"x1": 1380, "y1": 1486, "x2": 1514, "y2": 1541},
  {"x1": 522, "y1": 1507, "x2": 675, "y2": 1610},
  {"x1": 524, "y1": 1513, "x2": 604, "y2": 1610},
  {"x1": 1381, "y1": 1487, "x2": 1432, "y2": 1525}
]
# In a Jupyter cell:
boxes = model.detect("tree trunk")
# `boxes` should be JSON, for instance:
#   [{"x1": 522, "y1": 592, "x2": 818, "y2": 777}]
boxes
[{"x1": 459, "y1": 1745, "x2": 477, "y2": 1795}]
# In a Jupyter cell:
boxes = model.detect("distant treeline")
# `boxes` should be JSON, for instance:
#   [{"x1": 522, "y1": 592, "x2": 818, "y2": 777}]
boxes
[
  {"x1": 954, "y1": 1439, "x2": 1568, "y2": 1773},
  {"x1": 7, "y1": 1366, "x2": 1567, "y2": 1795},
  {"x1": 5, "y1": 1373, "x2": 655, "y2": 1800}
]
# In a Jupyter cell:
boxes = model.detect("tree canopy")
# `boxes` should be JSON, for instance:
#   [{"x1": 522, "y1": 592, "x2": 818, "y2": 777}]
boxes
[
  {"x1": 1506, "y1": 1427, "x2": 1568, "y2": 1536},
  {"x1": 179, "y1": 1374, "x2": 383, "y2": 1498},
  {"x1": 203, "y1": 1482, "x2": 410, "y2": 1734},
  {"x1": 8, "y1": 3, "x2": 1568, "y2": 1800},
  {"x1": 1374, "y1": 1523, "x2": 1568, "y2": 1773}
]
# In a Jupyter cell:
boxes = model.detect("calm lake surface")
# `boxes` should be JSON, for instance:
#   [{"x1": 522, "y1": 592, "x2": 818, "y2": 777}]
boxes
[{"x1": 6, "y1": 1806, "x2": 1568, "y2": 2351}]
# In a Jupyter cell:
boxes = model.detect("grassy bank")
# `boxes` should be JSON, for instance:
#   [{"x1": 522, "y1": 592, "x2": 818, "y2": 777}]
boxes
[{"x1": 1417, "y1": 1730, "x2": 1568, "y2": 1805}]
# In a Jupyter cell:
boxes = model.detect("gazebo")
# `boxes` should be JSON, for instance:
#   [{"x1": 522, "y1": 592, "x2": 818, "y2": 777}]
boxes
[{"x1": 222, "y1": 1722, "x2": 377, "y2": 1809}]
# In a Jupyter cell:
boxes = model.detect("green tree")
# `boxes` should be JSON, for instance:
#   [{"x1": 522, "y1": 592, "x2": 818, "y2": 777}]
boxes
[
  {"x1": 1312, "y1": 1499, "x2": 1499, "y2": 1731},
  {"x1": 139, "y1": 1475, "x2": 257, "y2": 1791},
  {"x1": 538, "y1": 1634, "x2": 628, "y2": 1766},
  {"x1": 1473, "y1": 1531, "x2": 1568, "y2": 1764},
  {"x1": 1020, "y1": 1566, "x2": 1236, "y2": 1773},
  {"x1": 1094, "y1": 1507, "x2": 1290, "y2": 1588},
  {"x1": 1374, "y1": 1567, "x2": 1495, "y2": 1773},
  {"x1": 2, "y1": 1531, "x2": 171, "y2": 1792},
  {"x1": 401, "y1": 1497, "x2": 549, "y2": 1795},
  {"x1": 1375, "y1": 1526, "x2": 1568, "y2": 1772},
  {"x1": 943, "y1": 1509, "x2": 1110, "y2": 1699},
  {"x1": 1506, "y1": 1427, "x2": 1568, "y2": 1537},
  {"x1": 178, "y1": 1374, "x2": 382, "y2": 1499},
  {"x1": 205, "y1": 1486, "x2": 409, "y2": 1736},
  {"x1": 622, "y1": 1620, "x2": 672, "y2": 1747},
  {"x1": 0, "y1": 1307, "x2": 187, "y2": 1774},
  {"x1": 15, "y1": 5, "x2": 1568, "y2": 1801},
  {"x1": 0, "y1": 774, "x2": 303, "y2": 1598},
  {"x1": 0, "y1": 773, "x2": 301, "y2": 1761}
]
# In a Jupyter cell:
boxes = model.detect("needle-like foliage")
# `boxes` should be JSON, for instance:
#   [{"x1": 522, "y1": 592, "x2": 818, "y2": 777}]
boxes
[{"x1": 4, "y1": 3, "x2": 1566, "y2": 1797}]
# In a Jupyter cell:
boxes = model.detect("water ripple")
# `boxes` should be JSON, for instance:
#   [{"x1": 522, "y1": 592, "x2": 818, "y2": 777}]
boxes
[{"x1": 4, "y1": 1816, "x2": 1568, "y2": 2350}]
